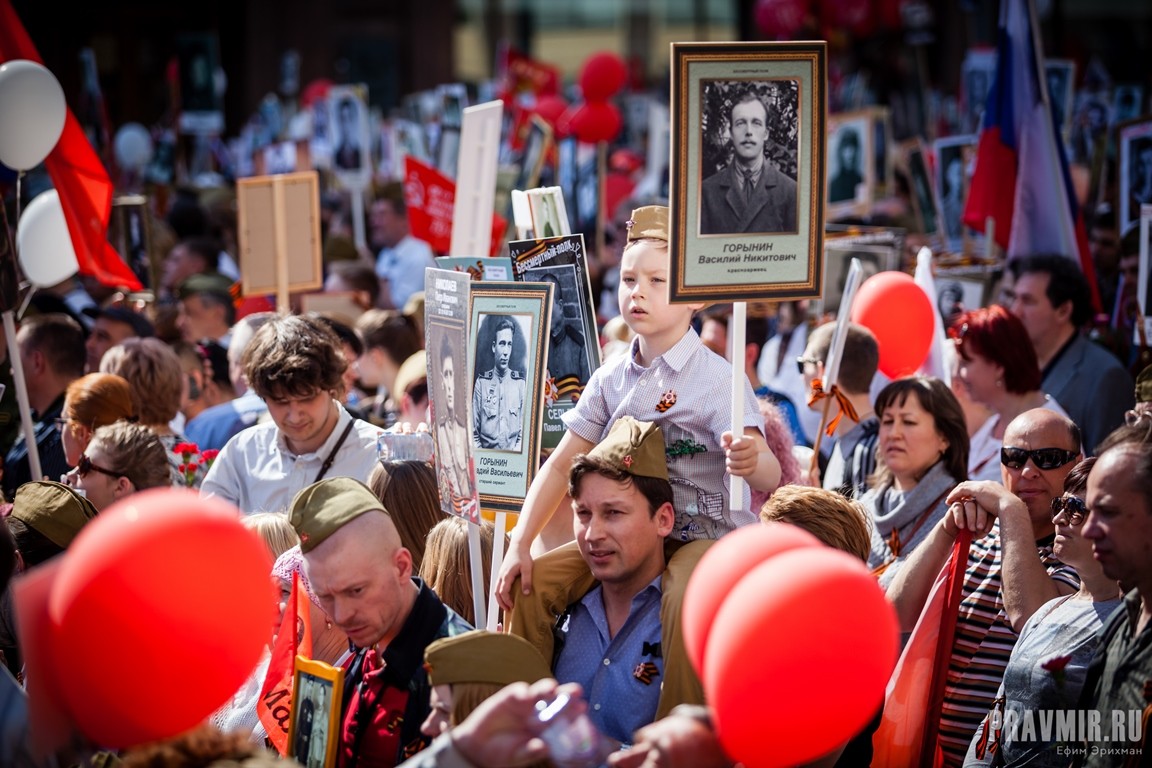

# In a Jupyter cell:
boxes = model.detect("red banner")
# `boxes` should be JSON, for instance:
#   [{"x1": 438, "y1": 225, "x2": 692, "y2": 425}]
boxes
[
  {"x1": 404, "y1": 156, "x2": 456, "y2": 255},
  {"x1": 257, "y1": 572, "x2": 312, "y2": 755},
  {"x1": 404, "y1": 156, "x2": 507, "y2": 258},
  {"x1": 500, "y1": 48, "x2": 559, "y2": 98}
]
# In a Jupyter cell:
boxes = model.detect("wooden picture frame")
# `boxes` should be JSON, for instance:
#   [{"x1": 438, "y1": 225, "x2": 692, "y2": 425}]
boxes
[
  {"x1": 670, "y1": 41, "x2": 827, "y2": 303},
  {"x1": 1119, "y1": 117, "x2": 1152, "y2": 234},
  {"x1": 827, "y1": 110, "x2": 875, "y2": 219},
  {"x1": 468, "y1": 281, "x2": 551, "y2": 511},
  {"x1": 288, "y1": 657, "x2": 345, "y2": 768},
  {"x1": 237, "y1": 171, "x2": 323, "y2": 296}
]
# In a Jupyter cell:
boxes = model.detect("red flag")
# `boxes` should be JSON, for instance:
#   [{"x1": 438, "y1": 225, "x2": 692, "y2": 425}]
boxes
[
  {"x1": 0, "y1": 0, "x2": 143, "y2": 290},
  {"x1": 404, "y1": 156, "x2": 456, "y2": 255},
  {"x1": 258, "y1": 572, "x2": 313, "y2": 755}
]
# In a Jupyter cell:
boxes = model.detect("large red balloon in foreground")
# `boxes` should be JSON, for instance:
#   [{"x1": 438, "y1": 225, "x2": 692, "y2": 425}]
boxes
[
  {"x1": 49, "y1": 489, "x2": 273, "y2": 748},
  {"x1": 704, "y1": 547, "x2": 899, "y2": 768},
  {"x1": 682, "y1": 523, "x2": 821, "y2": 676},
  {"x1": 851, "y1": 270, "x2": 935, "y2": 378}
]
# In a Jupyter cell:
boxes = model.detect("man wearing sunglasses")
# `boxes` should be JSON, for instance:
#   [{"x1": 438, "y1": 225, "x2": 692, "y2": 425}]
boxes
[{"x1": 888, "y1": 408, "x2": 1083, "y2": 765}]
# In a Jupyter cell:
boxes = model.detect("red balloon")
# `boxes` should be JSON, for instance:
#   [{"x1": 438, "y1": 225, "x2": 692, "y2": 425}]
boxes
[
  {"x1": 579, "y1": 52, "x2": 628, "y2": 102},
  {"x1": 850, "y1": 270, "x2": 935, "y2": 378},
  {"x1": 49, "y1": 489, "x2": 273, "y2": 748},
  {"x1": 534, "y1": 95, "x2": 569, "y2": 131},
  {"x1": 820, "y1": 0, "x2": 875, "y2": 37},
  {"x1": 755, "y1": 0, "x2": 811, "y2": 39},
  {"x1": 681, "y1": 523, "x2": 821, "y2": 676},
  {"x1": 705, "y1": 548, "x2": 899, "y2": 768},
  {"x1": 569, "y1": 101, "x2": 623, "y2": 144}
]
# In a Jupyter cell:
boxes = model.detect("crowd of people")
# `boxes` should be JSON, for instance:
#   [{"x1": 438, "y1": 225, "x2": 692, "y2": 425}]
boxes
[
  {"x1": 0, "y1": 179, "x2": 1148, "y2": 768},
  {"x1": 0, "y1": 25, "x2": 1150, "y2": 763}
]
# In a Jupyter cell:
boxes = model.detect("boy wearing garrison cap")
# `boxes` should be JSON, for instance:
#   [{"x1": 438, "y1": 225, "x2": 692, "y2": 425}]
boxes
[
  {"x1": 497, "y1": 207, "x2": 781, "y2": 715},
  {"x1": 289, "y1": 477, "x2": 471, "y2": 767}
]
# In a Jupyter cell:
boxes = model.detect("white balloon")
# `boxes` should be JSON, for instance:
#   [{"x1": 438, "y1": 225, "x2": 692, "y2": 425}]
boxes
[
  {"x1": 17, "y1": 190, "x2": 79, "y2": 287},
  {"x1": 0, "y1": 60, "x2": 67, "y2": 171},
  {"x1": 113, "y1": 123, "x2": 154, "y2": 170}
]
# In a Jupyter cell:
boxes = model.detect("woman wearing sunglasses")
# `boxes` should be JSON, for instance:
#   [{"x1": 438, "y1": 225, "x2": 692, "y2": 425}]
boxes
[
  {"x1": 963, "y1": 457, "x2": 1122, "y2": 767},
  {"x1": 65, "y1": 420, "x2": 171, "y2": 510},
  {"x1": 863, "y1": 376, "x2": 970, "y2": 588},
  {"x1": 949, "y1": 306, "x2": 1070, "y2": 482}
]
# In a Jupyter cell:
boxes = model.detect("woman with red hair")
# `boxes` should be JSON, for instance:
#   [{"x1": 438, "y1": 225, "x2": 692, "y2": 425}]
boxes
[{"x1": 949, "y1": 306, "x2": 1070, "y2": 481}]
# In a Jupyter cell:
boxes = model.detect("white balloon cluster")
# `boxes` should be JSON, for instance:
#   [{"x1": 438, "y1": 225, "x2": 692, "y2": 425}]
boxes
[{"x1": 0, "y1": 59, "x2": 79, "y2": 287}]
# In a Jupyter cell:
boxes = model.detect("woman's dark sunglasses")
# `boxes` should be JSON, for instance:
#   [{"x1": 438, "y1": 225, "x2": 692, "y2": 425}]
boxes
[
  {"x1": 76, "y1": 454, "x2": 125, "y2": 480},
  {"x1": 1050, "y1": 495, "x2": 1087, "y2": 525},
  {"x1": 1000, "y1": 446, "x2": 1077, "y2": 471}
]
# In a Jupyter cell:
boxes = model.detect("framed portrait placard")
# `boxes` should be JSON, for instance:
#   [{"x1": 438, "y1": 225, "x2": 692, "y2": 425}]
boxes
[
  {"x1": 328, "y1": 84, "x2": 372, "y2": 191},
  {"x1": 468, "y1": 281, "x2": 551, "y2": 511},
  {"x1": 901, "y1": 139, "x2": 942, "y2": 240},
  {"x1": 934, "y1": 135, "x2": 976, "y2": 252},
  {"x1": 670, "y1": 41, "x2": 827, "y2": 303},
  {"x1": 109, "y1": 195, "x2": 157, "y2": 296},
  {"x1": 1137, "y1": 204, "x2": 1152, "y2": 344},
  {"x1": 508, "y1": 234, "x2": 602, "y2": 452},
  {"x1": 1119, "y1": 118, "x2": 1152, "y2": 234},
  {"x1": 426, "y1": 268, "x2": 480, "y2": 522},
  {"x1": 827, "y1": 110, "x2": 876, "y2": 220},
  {"x1": 288, "y1": 657, "x2": 344, "y2": 768}
]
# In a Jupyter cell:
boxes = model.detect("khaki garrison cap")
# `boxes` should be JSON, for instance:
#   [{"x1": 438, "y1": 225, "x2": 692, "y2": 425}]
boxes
[
  {"x1": 587, "y1": 416, "x2": 669, "y2": 482},
  {"x1": 288, "y1": 477, "x2": 387, "y2": 553}
]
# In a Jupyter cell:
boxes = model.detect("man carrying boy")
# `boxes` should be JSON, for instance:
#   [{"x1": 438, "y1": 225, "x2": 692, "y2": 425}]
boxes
[
  {"x1": 496, "y1": 205, "x2": 781, "y2": 714},
  {"x1": 551, "y1": 416, "x2": 676, "y2": 744}
]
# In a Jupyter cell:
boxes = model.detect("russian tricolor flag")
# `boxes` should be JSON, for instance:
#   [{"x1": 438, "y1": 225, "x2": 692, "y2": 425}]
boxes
[{"x1": 963, "y1": 0, "x2": 1098, "y2": 308}]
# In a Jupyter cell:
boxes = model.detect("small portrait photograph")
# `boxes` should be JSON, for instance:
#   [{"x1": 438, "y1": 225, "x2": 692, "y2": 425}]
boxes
[
  {"x1": 429, "y1": 326, "x2": 479, "y2": 521},
  {"x1": 527, "y1": 187, "x2": 569, "y2": 239},
  {"x1": 439, "y1": 83, "x2": 468, "y2": 130},
  {"x1": 1044, "y1": 59, "x2": 1076, "y2": 138},
  {"x1": 826, "y1": 113, "x2": 874, "y2": 220},
  {"x1": 903, "y1": 140, "x2": 941, "y2": 238},
  {"x1": 961, "y1": 50, "x2": 996, "y2": 132},
  {"x1": 1120, "y1": 120, "x2": 1152, "y2": 233},
  {"x1": 262, "y1": 141, "x2": 298, "y2": 175},
  {"x1": 821, "y1": 245, "x2": 890, "y2": 316},
  {"x1": 176, "y1": 34, "x2": 222, "y2": 116},
  {"x1": 109, "y1": 196, "x2": 155, "y2": 294},
  {"x1": 515, "y1": 116, "x2": 552, "y2": 193},
  {"x1": 698, "y1": 79, "x2": 800, "y2": 236},
  {"x1": 328, "y1": 86, "x2": 370, "y2": 177},
  {"x1": 1138, "y1": 205, "x2": 1152, "y2": 326},
  {"x1": 1112, "y1": 85, "x2": 1145, "y2": 127},
  {"x1": 574, "y1": 144, "x2": 599, "y2": 234},
  {"x1": 935, "y1": 275, "x2": 987, "y2": 329},
  {"x1": 288, "y1": 659, "x2": 343, "y2": 768},
  {"x1": 934, "y1": 136, "x2": 976, "y2": 248},
  {"x1": 1071, "y1": 92, "x2": 1111, "y2": 164},
  {"x1": 472, "y1": 313, "x2": 532, "y2": 452},
  {"x1": 525, "y1": 265, "x2": 592, "y2": 389}
]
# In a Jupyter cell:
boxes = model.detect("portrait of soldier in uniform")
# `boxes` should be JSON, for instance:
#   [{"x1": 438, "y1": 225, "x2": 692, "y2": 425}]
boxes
[
  {"x1": 472, "y1": 315, "x2": 527, "y2": 451},
  {"x1": 433, "y1": 332, "x2": 477, "y2": 517}
]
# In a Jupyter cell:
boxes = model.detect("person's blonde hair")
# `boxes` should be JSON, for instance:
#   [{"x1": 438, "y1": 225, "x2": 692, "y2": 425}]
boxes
[
  {"x1": 63, "y1": 373, "x2": 136, "y2": 434},
  {"x1": 89, "y1": 421, "x2": 173, "y2": 492},
  {"x1": 419, "y1": 517, "x2": 494, "y2": 625},
  {"x1": 100, "y1": 338, "x2": 184, "y2": 426},
  {"x1": 241, "y1": 513, "x2": 300, "y2": 561},
  {"x1": 759, "y1": 485, "x2": 873, "y2": 562}
]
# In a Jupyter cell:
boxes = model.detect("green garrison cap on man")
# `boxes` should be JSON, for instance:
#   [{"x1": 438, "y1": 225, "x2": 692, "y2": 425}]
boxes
[{"x1": 288, "y1": 476, "x2": 387, "y2": 553}]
